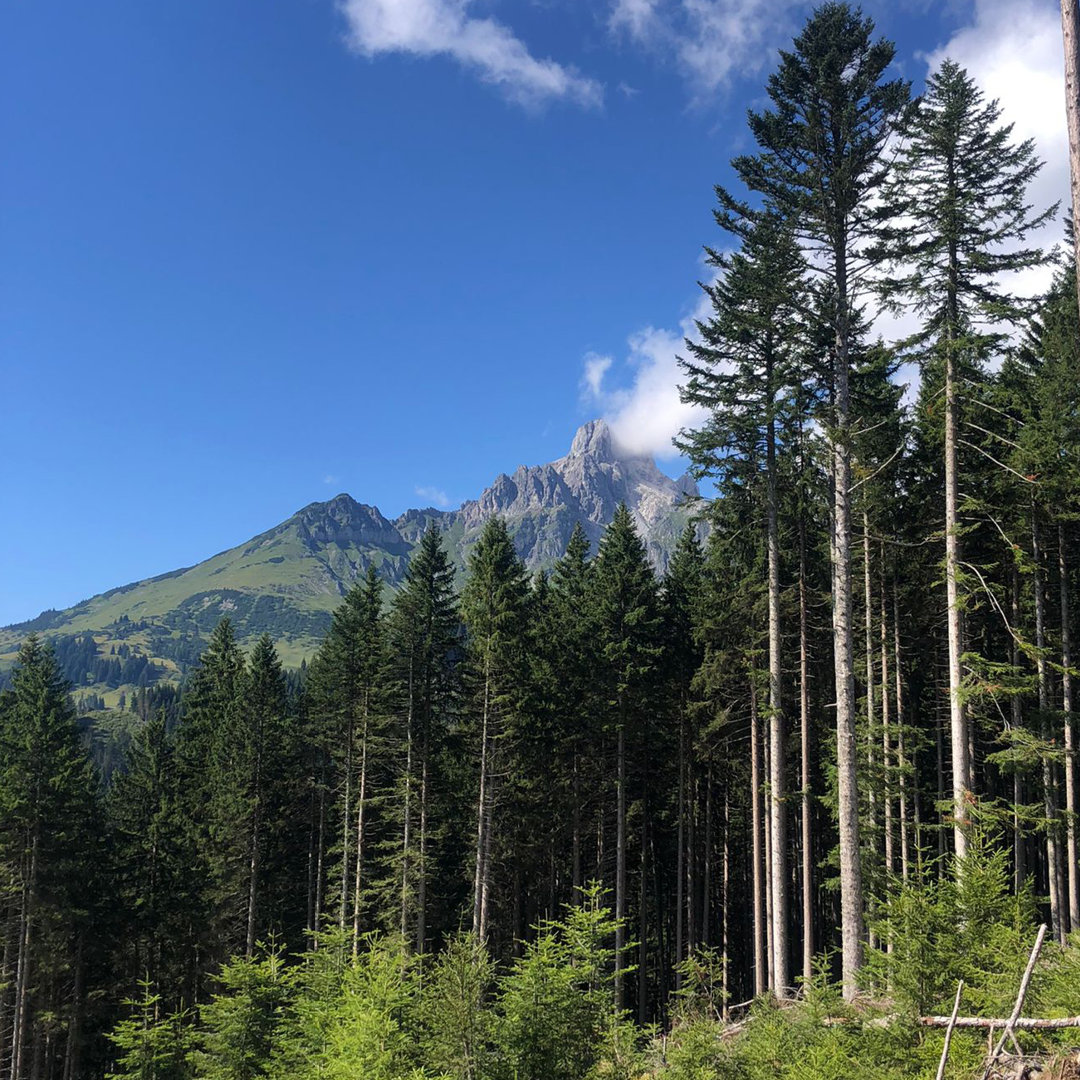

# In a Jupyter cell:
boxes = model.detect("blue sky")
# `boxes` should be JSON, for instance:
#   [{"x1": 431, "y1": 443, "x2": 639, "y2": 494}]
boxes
[{"x1": 0, "y1": 0, "x2": 1067, "y2": 625}]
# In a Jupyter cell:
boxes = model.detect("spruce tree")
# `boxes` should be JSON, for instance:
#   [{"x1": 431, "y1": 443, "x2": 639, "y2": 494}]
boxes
[
  {"x1": 0, "y1": 636, "x2": 102, "y2": 1080},
  {"x1": 387, "y1": 529, "x2": 457, "y2": 951},
  {"x1": 883, "y1": 57, "x2": 1055, "y2": 868},
  {"x1": 460, "y1": 518, "x2": 530, "y2": 947},
  {"x1": 681, "y1": 212, "x2": 806, "y2": 994},
  {"x1": 718, "y1": 2, "x2": 909, "y2": 992},
  {"x1": 591, "y1": 504, "x2": 661, "y2": 1010}
]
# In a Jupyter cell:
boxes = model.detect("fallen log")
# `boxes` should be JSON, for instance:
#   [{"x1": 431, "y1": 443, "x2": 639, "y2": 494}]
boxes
[{"x1": 920, "y1": 1016, "x2": 1080, "y2": 1031}]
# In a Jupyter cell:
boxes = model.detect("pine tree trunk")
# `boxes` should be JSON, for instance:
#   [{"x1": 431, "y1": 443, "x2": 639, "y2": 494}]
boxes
[
  {"x1": 471, "y1": 662, "x2": 490, "y2": 941},
  {"x1": 945, "y1": 271, "x2": 971, "y2": 862},
  {"x1": 340, "y1": 712, "x2": 354, "y2": 933},
  {"x1": 766, "y1": 400, "x2": 789, "y2": 996},
  {"x1": 1013, "y1": 566, "x2": 1028, "y2": 894},
  {"x1": 831, "y1": 265, "x2": 865, "y2": 996},
  {"x1": 721, "y1": 779, "x2": 731, "y2": 1022},
  {"x1": 246, "y1": 798, "x2": 261, "y2": 959},
  {"x1": 246, "y1": 730, "x2": 263, "y2": 959},
  {"x1": 675, "y1": 713, "x2": 686, "y2": 991},
  {"x1": 1059, "y1": 524, "x2": 1079, "y2": 930},
  {"x1": 750, "y1": 678, "x2": 766, "y2": 996},
  {"x1": 863, "y1": 513, "x2": 878, "y2": 952},
  {"x1": 893, "y1": 586, "x2": 910, "y2": 883},
  {"x1": 703, "y1": 762, "x2": 713, "y2": 949},
  {"x1": 800, "y1": 525, "x2": 814, "y2": 983},
  {"x1": 351, "y1": 710, "x2": 369, "y2": 957},
  {"x1": 402, "y1": 661, "x2": 414, "y2": 941},
  {"x1": 615, "y1": 703, "x2": 627, "y2": 1011},
  {"x1": 763, "y1": 729, "x2": 775, "y2": 991},
  {"x1": 572, "y1": 751, "x2": 582, "y2": 898},
  {"x1": 417, "y1": 738, "x2": 428, "y2": 955},
  {"x1": 10, "y1": 833, "x2": 38, "y2": 1080},
  {"x1": 1061, "y1": 0, "x2": 1080, "y2": 324},
  {"x1": 1033, "y1": 512, "x2": 1065, "y2": 941},
  {"x1": 881, "y1": 559, "x2": 894, "y2": 889},
  {"x1": 61, "y1": 936, "x2": 82, "y2": 1080},
  {"x1": 638, "y1": 806, "x2": 648, "y2": 1026}
]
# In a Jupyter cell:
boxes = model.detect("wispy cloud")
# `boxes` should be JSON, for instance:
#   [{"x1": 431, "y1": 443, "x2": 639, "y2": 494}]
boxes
[
  {"x1": 609, "y1": 0, "x2": 797, "y2": 97},
  {"x1": 323, "y1": 474, "x2": 341, "y2": 486},
  {"x1": 339, "y1": 0, "x2": 603, "y2": 108},
  {"x1": 580, "y1": 283, "x2": 714, "y2": 459},
  {"x1": 415, "y1": 484, "x2": 452, "y2": 508}
]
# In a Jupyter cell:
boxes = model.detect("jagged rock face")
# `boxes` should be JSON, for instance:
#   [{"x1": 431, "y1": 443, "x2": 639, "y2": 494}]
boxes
[
  {"x1": 287, "y1": 495, "x2": 409, "y2": 555},
  {"x1": 453, "y1": 419, "x2": 698, "y2": 571}
]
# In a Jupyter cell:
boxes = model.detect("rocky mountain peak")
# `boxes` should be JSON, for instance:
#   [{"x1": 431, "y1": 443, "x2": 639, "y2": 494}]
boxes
[{"x1": 568, "y1": 418, "x2": 618, "y2": 462}]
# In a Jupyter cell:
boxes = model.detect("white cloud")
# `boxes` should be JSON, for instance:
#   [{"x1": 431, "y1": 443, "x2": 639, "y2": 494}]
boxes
[
  {"x1": 415, "y1": 484, "x2": 452, "y2": 508},
  {"x1": 323, "y1": 474, "x2": 341, "y2": 485},
  {"x1": 581, "y1": 288, "x2": 713, "y2": 459},
  {"x1": 581, "y1": 353, "x2": 613, "y2": 398},
  {"x1": 609, "y1": 0, "x2": 797, "y2": 95},
  {"x1": 339, "y1": 0, "x2": 603, "y2": 108}
]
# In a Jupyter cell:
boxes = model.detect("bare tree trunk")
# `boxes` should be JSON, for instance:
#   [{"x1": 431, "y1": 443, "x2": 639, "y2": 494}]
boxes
[
  {"x1": 615, "y1": 704, "x2": 627, "y2": 1011},
  {"x1": 763, "y1": 730, "x2": 774, "y2": 991},
  {"x1": 1060, "y1": 524, "x2": 1078, "y2": 931},
  {"x1": 1033, "y1": 513, "x2": 1065, "y2": 942},
  {"x1": 945, "y1": 299, "x2": 971, "y2": 862},
  {"x1": 675, "y1": 713, "x2": 686, "y2": 991},
  {"x1": 10, "y1": 835, "x2": 37, "y2": 1080},
  {"x1": 1061, "y1": 0, "x2": 1080, "y2": 325},
  {"x1": 1013, "y1": 562, "x2": 1027, "y2": 894},
  {"x1": 881, "y1": 558, "x2": 894, "y2": 891},
  {"x1": 246, "y1": 724, "x2": 264, "y2": 959},
  {"x1": 800, "y1": 525, "x2": 814, "y2": 983},
  {"x1": 863, "y1": 514, "x2": 878, "y2": 952},
  {"x1": 340, "y1": 712, "x2": 354, "y2": 933},
  {"x1": 832, "y1": 272, "x2": 865, "y2": 996},
  {"x1": 767, "y1": 399, "x2": 789, "y2": 996},
  {"x1": 402, "y1": 660, "x2": 414, "y2": 941},
  {"x1": 246, "y1": 797, "x2": 261, "y2": 959},
  {"x1": 572, "y1": 752, "x2": 582, "y2": 898},
  {"x1": 471, "y1": 663, "x2": 490, "y2": 942},
  {"x1": 750, "y1": 678, "x2": 766, "y2": 997},
  {"x1": 893, "y1": 586, "x2": 910, "y2": 883},
  {"x1": 722, "y1": 780, "x2": 731, "y2": 1022},
  {"x1": 703, "y1": 762, "x2": 713, "y2": 949},
  {"x1": 638, "y1": 807, "x2": 648, "y2": 1026},
  {"x1": 352, "y1": 711, "x2": 369, "y2": 957},
  {"x1": 417, "y1": 740, "x2": 428, "y2": 954}
]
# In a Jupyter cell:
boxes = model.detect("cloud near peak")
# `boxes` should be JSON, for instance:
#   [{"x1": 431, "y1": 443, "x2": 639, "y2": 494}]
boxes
[{"x1": 340, "y1": 0, "x2": 603, "y2": 108}]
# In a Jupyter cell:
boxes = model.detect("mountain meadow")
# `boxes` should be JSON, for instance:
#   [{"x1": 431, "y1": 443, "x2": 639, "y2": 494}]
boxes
[{"x1": 6, "y1": 4, "x2": 1080, "y2": 1079}]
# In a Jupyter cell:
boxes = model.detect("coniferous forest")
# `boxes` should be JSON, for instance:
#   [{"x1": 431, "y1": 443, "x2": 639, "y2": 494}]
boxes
[{"x1": 6, "y1": 5, "x2": 1080, "y2": 1078}]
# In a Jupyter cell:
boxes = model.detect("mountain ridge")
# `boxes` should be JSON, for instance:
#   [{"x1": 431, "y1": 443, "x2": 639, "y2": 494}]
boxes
[{"x1": 0, "y1": 421, "x2": 698, "y2": 686}]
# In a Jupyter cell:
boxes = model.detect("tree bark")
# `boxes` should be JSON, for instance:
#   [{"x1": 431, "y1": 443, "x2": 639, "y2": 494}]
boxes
[
  {"x1": 1033, "y1": 513, "x2": 1065, "y2": 942},
  {"x1": 351, "y1": 709, "x2": 369, "y2": 957},
  {"x1": 863, "y1": 514, "x2": 878, "y2": 953},
  {"x1": 471, "y1": 659, "x2": 490, "y2": 943},
  {"x1": 800, "y1": 522, "x2": 814, "y2": 983},
  {"x1": 1061, "y1": 0, "x2": 1080, "y2": 325},
  {"x1": 615, "y1": 704, "x2": 627, "y2": 1011},
  {"x1": 1059, "y1": 524, "x2": 1078, "y2": 931},
  {"x1": 766, "y1": 391, "x2": 789, "y2": 996},
  {"x1": 675, "y1": 713, "x2": 686, "y2": 991},
  {"x1": 750, "y1": 678, "x2": 766, "y2": 997},
  {"x1": 832, "y1": 260, "x2": 865, "y2": 996},
  {"x1": 1013, "y1": 566, "x2": 1027, "y2": 894},
  {"x1": 945, "y1": 232, "x2": 972, "y2": 863},
  {"x1": 893, "y1": 586, "x2": 911, "y2": 883}
]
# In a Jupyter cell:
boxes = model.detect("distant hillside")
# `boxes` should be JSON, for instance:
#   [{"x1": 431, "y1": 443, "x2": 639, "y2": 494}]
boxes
[{"x1": 0, "y1": 420, "x2": 698, "y2": 697}]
